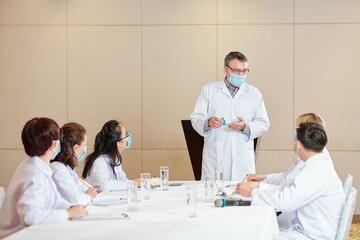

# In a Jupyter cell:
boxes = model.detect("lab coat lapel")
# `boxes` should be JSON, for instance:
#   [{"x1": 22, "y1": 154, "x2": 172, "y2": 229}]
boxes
[
  {"x1": 233, "y1": 83, "x2": 247, "y2": 100},
  {"x1": 220, "y1": 81, "x2": 233, "y2": 99}
]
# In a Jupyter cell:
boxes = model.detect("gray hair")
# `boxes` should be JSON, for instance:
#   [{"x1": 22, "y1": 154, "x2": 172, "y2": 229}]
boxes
[{"x1": 224, "y1": 51, "x2": 248, "y2": 66}]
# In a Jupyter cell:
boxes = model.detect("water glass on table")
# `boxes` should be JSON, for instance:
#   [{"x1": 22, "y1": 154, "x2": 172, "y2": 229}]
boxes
[
  {"x1": 215, "y1": 166, "x2": 224, "y2": 190},
  {"x1": 127, "y1": 181, "x2": 138, "y2": 211},
  {"x1": 141, "y1": 172, "x2": 151, "y2": 200},
  {"x1": 160, "y1": 166, "x2": 169, "y2": 191},
  {"x1": 186, "y1": 186, "x2": 197, "y2": 218},
  {"x1": 204, "y1": 175, "x2": 214, "y2": 202}
]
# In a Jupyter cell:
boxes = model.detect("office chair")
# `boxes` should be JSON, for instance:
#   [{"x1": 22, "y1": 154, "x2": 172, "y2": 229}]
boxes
[
  {"x1": 181, "y1": 120, "x2": 260, "y2": 180},
  {"x1": 336, "y1": 187, "x2": 357, "y2": 240},
  {"x1": 343, "y1": 174, "x2": 353, "y2": 200}
]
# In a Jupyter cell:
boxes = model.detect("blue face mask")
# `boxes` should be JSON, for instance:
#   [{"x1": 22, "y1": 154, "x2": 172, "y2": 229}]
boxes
[
  {"x1": 293, "y1": 129, "x2": 297, "y2": 142},
  {"x1": 125, "y1": 131, "x2": 131, "y2": 149},
  {"x1": 77, "y1": 145, "x2": 87, "y2": 162},
  {"x1": 293, "y1": 129, "x2": 298, "y2": 154},
  {"x1": 228, "y1": 73, "x2": 246, "y2": 88},
  {"x1": 51, "y1": 140, "x2": 61, "y2": 160}
]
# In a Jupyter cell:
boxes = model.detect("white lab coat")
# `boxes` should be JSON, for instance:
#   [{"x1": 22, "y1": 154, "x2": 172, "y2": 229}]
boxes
[
  {"x1": 264, "y1": 148, "x2": 332, "y2": 191},
  {"x1": 0, "y1": 156, "x2": 70, "y2": 239},
  {"x1": 261, "y1": 148, "x2": 332, "y2": 230},
  {"x1": 50, "y1": 162, "x2": 92, "y2": 205},
  {"x1": 191, "y1": 80, "x2": 270, "y2": 181},
  {"x1": 85, "y1": 155, "x2": 130, "y2": 192},
  {"x1": 252, "y1": 152, "x2": 345, "y2": 240}
]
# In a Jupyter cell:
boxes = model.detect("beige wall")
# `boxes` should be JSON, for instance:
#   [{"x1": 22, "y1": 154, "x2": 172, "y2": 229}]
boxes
[{"x1": 0, "y1": 0, "x2": 359, "y2": 213}]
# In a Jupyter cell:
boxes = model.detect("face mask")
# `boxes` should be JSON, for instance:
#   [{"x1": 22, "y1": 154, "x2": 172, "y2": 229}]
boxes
[
  {"x1": 293, "y1": 129, "x2": 296, "y2": 142},
  {"x1": 228, "y1": 73, "x2": 246, "y2": 88},
  {"x1": 125, "y1": 131, "x2": 131, "y2": 149},
  {"x1": 293, "y1": 130, "x2": 297, "y2": 154},
  {"x1": 76, "y1": 145, "x2": 87, "y2": 162},
  {"x1": 51, "y1": 140, "x2": 61, "y2": 160}
]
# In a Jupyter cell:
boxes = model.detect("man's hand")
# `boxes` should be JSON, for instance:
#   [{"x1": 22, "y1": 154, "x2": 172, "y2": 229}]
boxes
[
  {"x1": 233, "y1": 182, "x2": 260, "y2": 197},
  {"x1": 228, "y1": 117, "x2": 246, "y2": 131},
  {"x1": 247, "y1": 174, "x2": 267, "y2": 182},
  {"x1": 208, "y1": 117, "x2": 223, "y2": 129}
]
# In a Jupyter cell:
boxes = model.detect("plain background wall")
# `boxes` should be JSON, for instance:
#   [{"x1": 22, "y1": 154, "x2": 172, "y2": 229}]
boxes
[{"x1": 0, "y1": 0, "x2": 359, "y2": 213}]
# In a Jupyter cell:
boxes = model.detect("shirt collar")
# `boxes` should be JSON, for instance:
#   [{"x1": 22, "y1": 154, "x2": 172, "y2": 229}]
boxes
[
  {"x1": 224, "y1": 77, "x2": 238, "y2": 90},
  {"x1": 303, "y1": 152, "x2": 326, "y2": 166},
  {"x1": 32, "y1": 156, "x2": 53, "y2": 176}
]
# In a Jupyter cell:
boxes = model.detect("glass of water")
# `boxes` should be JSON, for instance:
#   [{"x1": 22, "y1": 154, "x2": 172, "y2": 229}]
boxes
[
  {"x1": 160, "y1": 166, "x2": 169, "y2": 191},
  {"x1": 215, "y1": 166, "x2": 224, "y2": 190},
  {"x1": 127, "y1": 181, "x2": 138, "y2": 211},
  {"x1": 186, "y1": 186, "x2": 197, "y2": 218},
  {"x1": 141, "y1": 173, "x2": 151, "y2": 200},
  {"x1": 204, "y1": 175, "x2": 214, "y2": 202}
]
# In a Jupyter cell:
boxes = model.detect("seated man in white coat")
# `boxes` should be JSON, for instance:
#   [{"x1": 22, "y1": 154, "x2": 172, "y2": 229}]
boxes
[{"x1": 234, "y1": 122, "x2": 345, "y2": 240}]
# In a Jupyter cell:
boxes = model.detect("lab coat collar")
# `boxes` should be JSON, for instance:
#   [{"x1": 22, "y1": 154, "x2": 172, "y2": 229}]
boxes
[
  {"x1": 302, "y1": 152, "x2": 327, "y2": 167},
  {"x1": 219, "y1": 78, "x2": 249, "y2": 99},
  {"x1": 30, "y1": 156, "x2": 53, "y2": 176},
  {"x1": 220, "y1": 79, "x2": 233, "y2": 98}
]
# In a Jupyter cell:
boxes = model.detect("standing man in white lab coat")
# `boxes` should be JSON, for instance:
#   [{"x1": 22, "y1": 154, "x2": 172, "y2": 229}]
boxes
[
  {"x1": 191, "y1": 51, "x2": 270, "y2": 181},
  {"x1": 234, "y1": 122, "x2": 345, "y2": 240}
]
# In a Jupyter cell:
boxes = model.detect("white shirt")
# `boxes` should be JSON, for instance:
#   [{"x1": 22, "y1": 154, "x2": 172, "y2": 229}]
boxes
[
  {"x1": 50, "y1": 162, "x2": 92, "y2": 205},
  {"x1": 191, "y1": 79, "x2": 270, "y2": 181},
  {"x1": 85, "y1": 155, "x2": 130, "y2": 192},
  {"x1": 0, "y1": 156, "x2": 70, "y2": 239},
  {"x1": 264, "y1": 148, "x2": 332, "y2": 191},
  {"x1": 252, "y1": 152, "x2": 345, "y2": 240}
]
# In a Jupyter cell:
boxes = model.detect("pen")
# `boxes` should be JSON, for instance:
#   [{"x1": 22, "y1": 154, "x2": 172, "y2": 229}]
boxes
[
  {"x1": 241, "y1": 174, "x2": 248, "y2": 183},
  {"x1": 76, "y1": 176, "x2": 91, "y2": 188}
]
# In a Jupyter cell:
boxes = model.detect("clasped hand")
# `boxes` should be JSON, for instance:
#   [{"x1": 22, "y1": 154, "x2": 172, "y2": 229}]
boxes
[{"x1": 208, "y1": 116, "x2": 245, "y2": 131}]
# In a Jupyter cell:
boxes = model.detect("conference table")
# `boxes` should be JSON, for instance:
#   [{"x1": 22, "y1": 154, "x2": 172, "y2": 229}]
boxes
[{"x1": 5, "y1": 181, "x2": 279, "y2": 240}]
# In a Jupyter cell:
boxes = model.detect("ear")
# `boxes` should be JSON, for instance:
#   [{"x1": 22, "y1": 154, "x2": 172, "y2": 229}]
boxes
[
  {"x1": 51, "y1": 140, "x2": 57, "y2": 150},
  {"x1": 295, "y1": 140, "x2": 303, "y2": 152},
  {"x1": 223, "y1": 65, "x2": 227, "y2": 76}
]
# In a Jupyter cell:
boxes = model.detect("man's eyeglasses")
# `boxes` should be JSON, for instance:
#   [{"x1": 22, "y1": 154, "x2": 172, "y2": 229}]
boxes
[{"x1": 226, "y1": 65, "x2": 249, "y2": 75}]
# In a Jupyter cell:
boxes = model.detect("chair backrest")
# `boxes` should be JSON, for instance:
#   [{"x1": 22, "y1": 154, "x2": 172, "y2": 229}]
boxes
[
  {"x1": 181, "y1": 120, "x2": 204, "y2": 180},
  {"x1": 181, "y1": 120, "x2": 260, "y2": 180},
  {"x1": 336, "y1": 187, "x2": 357, "y2": 240},
  {"x1": 0, "y1": 187, "x2": 5, "y2": 208},
  {"x1": 343, "y1": 174, "x2": 353, "y2": 200}
]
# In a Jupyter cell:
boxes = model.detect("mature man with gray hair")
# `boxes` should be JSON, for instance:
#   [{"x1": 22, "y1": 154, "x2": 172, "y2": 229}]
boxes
[{"x1": 191, "y1": 51, "x2": 270, "y2": 181}]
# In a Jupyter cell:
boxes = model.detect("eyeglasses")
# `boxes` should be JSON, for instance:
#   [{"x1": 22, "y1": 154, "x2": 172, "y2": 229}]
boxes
[
  {"x1": 226, "y1": 65, "x2": 249, "y2": 75},
  {"x1": 119, "y1": 134, "x2": 129, "y2": 142}
]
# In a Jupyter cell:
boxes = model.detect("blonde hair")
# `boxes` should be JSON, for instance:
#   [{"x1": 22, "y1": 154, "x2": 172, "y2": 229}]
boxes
[{"x1": 296, "y1": 113, "x2": 326, "y2": 129}]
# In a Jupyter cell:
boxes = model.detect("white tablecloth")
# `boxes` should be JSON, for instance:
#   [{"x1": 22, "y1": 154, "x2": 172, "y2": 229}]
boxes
[{"x1": 5, "y1": 181, "x2": 279, "y2": 240}]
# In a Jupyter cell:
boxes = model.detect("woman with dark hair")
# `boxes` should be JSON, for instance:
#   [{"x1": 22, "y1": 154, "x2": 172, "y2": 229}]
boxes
[
  {"x1": 82, "y1": 120, "x2": 140, "y2": 192},
  {"x1": 0, "y1": 118, "x2": 87, "y2": 239},
  {"x1": 50, "y1": 123, "x2": 97, "y2": 205}
]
